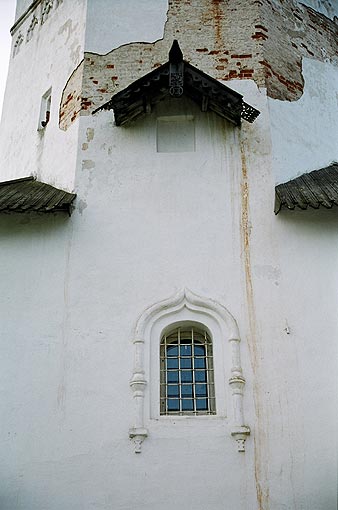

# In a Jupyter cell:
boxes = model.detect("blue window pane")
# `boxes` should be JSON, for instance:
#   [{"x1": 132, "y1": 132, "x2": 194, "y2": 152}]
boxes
[
  {"x1": 167, "y1": 371, "x2": 179, "y2": 383},
  {"x1": 167, "y1": 345, "x2": 178, "y2": 357},
  {"x1": 168, "y1": 399, "x2": 179, "y2": 411},
  {"x1": 196, "y1": 398, "x2": 208, "y2": 410},
  {"x1": 167, "y1": 358, "x2": 178, "y2": 369},
  {"x1": 195, "y1": 384, "x2": 207, "y2": 397},
  {"x1": 195, "y1": 370, "x2": 207, "y2": 382},
  {"x1": 181, "y1": 384, "x2": 193, "y2": 397},
  {"x1": 161, "y1": 328, "x2": 214, "y2": 415},
  {"x1": 182, "y1": 399, "x2": 194, "y2": 411},
  {"x1": 181, "y1": 370, "x2": 193, "y2": 383},
  {"x1": 194, "y1": 357, "x2": 206, "y2": 369},
  {"x1": 167, "y1": 385, "x2": 179, "y2": 397},
  {"x1": 180, "y1": 345, "x2": 192, "y2": 356},
  {"x1": 194, "y1": 345, "x2": 205, "y2": 356},
  {"x1": 180, "y1": 358, "x2": 192, "y2": 369}
]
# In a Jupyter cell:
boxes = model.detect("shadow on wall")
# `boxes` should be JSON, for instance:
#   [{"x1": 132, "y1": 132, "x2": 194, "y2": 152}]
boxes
[
  {"x1": 275, "y1": 205, "x2": 338, "y2": 238},
  {"x1": 0, "y1": 212, "x2": 71, "y2": 238}
]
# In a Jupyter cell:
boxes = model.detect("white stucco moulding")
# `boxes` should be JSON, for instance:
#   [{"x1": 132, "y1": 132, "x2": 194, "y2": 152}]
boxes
[{"x1": 129, "y1": 288, "x2": 250, "y2": 453}]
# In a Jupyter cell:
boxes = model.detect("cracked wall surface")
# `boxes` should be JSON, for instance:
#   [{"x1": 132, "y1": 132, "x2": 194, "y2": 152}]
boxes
[{"x1": 59, "y1": 0, "x2": 338, "y2": 131}]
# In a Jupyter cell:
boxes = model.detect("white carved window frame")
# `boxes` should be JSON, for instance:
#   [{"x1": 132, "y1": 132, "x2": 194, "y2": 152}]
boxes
[{"x1": 129, "y1": 289, "x2": 250, "y2": 453}]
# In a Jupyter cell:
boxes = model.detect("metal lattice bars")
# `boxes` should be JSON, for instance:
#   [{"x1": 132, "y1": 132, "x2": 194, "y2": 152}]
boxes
[{"x1": 160, "y1": 327, "x2": 216, "y2": 415}]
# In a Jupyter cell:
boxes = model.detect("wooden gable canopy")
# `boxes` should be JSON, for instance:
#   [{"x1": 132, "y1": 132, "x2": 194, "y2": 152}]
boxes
[
  {"x1": 275, "y1": 163, "x2": 338, "y2": 214},
  {"x1": 94, "y1": 40, "x2": 260, "y2": 126}
]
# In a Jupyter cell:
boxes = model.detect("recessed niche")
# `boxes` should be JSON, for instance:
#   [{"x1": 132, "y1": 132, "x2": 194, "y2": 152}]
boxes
[
  {"x1": 38, "y1": 88, "x2": 52, "y2": 130},
  {"x1": 156, "y1": 115, "x2": 195, "y2": 153}
]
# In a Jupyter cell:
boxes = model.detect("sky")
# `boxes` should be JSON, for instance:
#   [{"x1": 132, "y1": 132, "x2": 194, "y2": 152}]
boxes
[{"x1": 0, "y1": 0, "x2": 16, "y2": 119}]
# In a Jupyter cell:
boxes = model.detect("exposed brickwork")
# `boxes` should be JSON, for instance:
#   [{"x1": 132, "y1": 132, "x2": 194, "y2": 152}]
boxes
[
  {"x1": 59, "y1": 0, "x2": 338, "y2": 129},
  {"x1": 260, "y1": 1, "x2": 338, "y2": 99},
  {"x1": 59, "y1": 61, "x2": 84, "y2": 130}
]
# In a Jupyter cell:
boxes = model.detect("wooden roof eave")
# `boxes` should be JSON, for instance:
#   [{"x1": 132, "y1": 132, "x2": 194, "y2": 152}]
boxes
[
  {"x1": 0, "y1": 177, "x2": 76, "y2": 215},
  {"x1": 93, "y1": 41, "x2": 260, "y2": 126},
  {"x1": 274, "y1": 163, "x2": 338, "y2": 214}
]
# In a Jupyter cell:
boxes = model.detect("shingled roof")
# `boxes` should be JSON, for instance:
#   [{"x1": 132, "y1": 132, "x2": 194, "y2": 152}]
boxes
[
  {"x1": 275, "y1": 163, "x2": 338, "y2": 214},
  {"x1": 94, "y1": 40, "x2": 260, "y2": 126},
  {"x1": 0, "y1": 177, "x2": 76, "y2": 214}
]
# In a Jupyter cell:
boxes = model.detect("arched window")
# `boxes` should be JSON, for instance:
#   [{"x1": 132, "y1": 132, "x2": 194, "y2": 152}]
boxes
[
  {"x1": 129, "y1": 289, "x2": 250, "y2": 453},
  {"x1": 160, "y1": 325, "x2": 216, "y2": 415}
]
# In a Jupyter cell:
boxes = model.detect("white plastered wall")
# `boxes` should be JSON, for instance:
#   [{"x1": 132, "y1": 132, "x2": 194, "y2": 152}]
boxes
[
  {"x1": 0, "y1": 0, "x2": 338, "y2": 508},
  {"x1": 84, "y1": 0, "x2": 168, "y2": 54},
  {"x1": 15, "y1": 0, "x2": 33, "y2": 21},
  {"x1": 1, "y1": 71, "x2": 337, "y2": 510},
  {"x1": 71, "y1": 91, "x2": 263, "y2": 509},
  {"x1": 269, "y1": 59, "x2": 338, "y2": 183},
  {"x1": 0, "y1": 0, "x2": 87, "y2": 191}
]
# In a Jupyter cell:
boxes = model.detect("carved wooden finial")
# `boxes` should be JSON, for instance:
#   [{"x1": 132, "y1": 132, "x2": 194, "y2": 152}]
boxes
[
  {"x1": 169, "y1": 40, "x2": 183, "y2": 64},
  {"x1": 169, "y1": 40, "x2": 184, "y2": 96}
]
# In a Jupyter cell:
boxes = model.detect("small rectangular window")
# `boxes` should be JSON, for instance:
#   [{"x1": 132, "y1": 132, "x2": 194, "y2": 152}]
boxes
[{"x1": 38, "y1": 88, "x2": 52, "y2": 130}]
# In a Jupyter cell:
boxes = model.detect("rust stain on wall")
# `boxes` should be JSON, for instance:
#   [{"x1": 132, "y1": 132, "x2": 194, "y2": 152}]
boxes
[
  {"x1": 210, "y1": 0, "x2": 224, "y2": 48},
  {"x1": 240, "y1": 142, "x2": 270, "y2": 509}
]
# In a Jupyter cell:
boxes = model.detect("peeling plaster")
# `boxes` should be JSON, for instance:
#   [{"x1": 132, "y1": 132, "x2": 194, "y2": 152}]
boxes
[
  {"x1": 58, "y1": 19, "x2": 75, "y2": 43},
  {"x1": 84, "y1": 0, "x2": 168, "y2": 54},
  {"x1": 86, "y1": 128, "x2": 94, "y2": 142},
  {"x1": 269, "y1": 59, "x2": 338, "y2": 181},
  {"x1": 59, "y1": 0, "x2": 338, "y2": 131},
  {"x1": 82, "y1": 159, "x2": 95, "y2": 170},
  {"x1": 260, "y1": 1, "x2": 338, "y2": 100},
  {"x1": 77, "y1": 199, "x2": 88, "y2": 214}
]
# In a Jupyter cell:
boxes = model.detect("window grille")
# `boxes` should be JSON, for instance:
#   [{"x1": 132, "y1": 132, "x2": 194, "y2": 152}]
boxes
[{"x1": 160, "y1": 326, "x2": 216, "y2": 415}]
